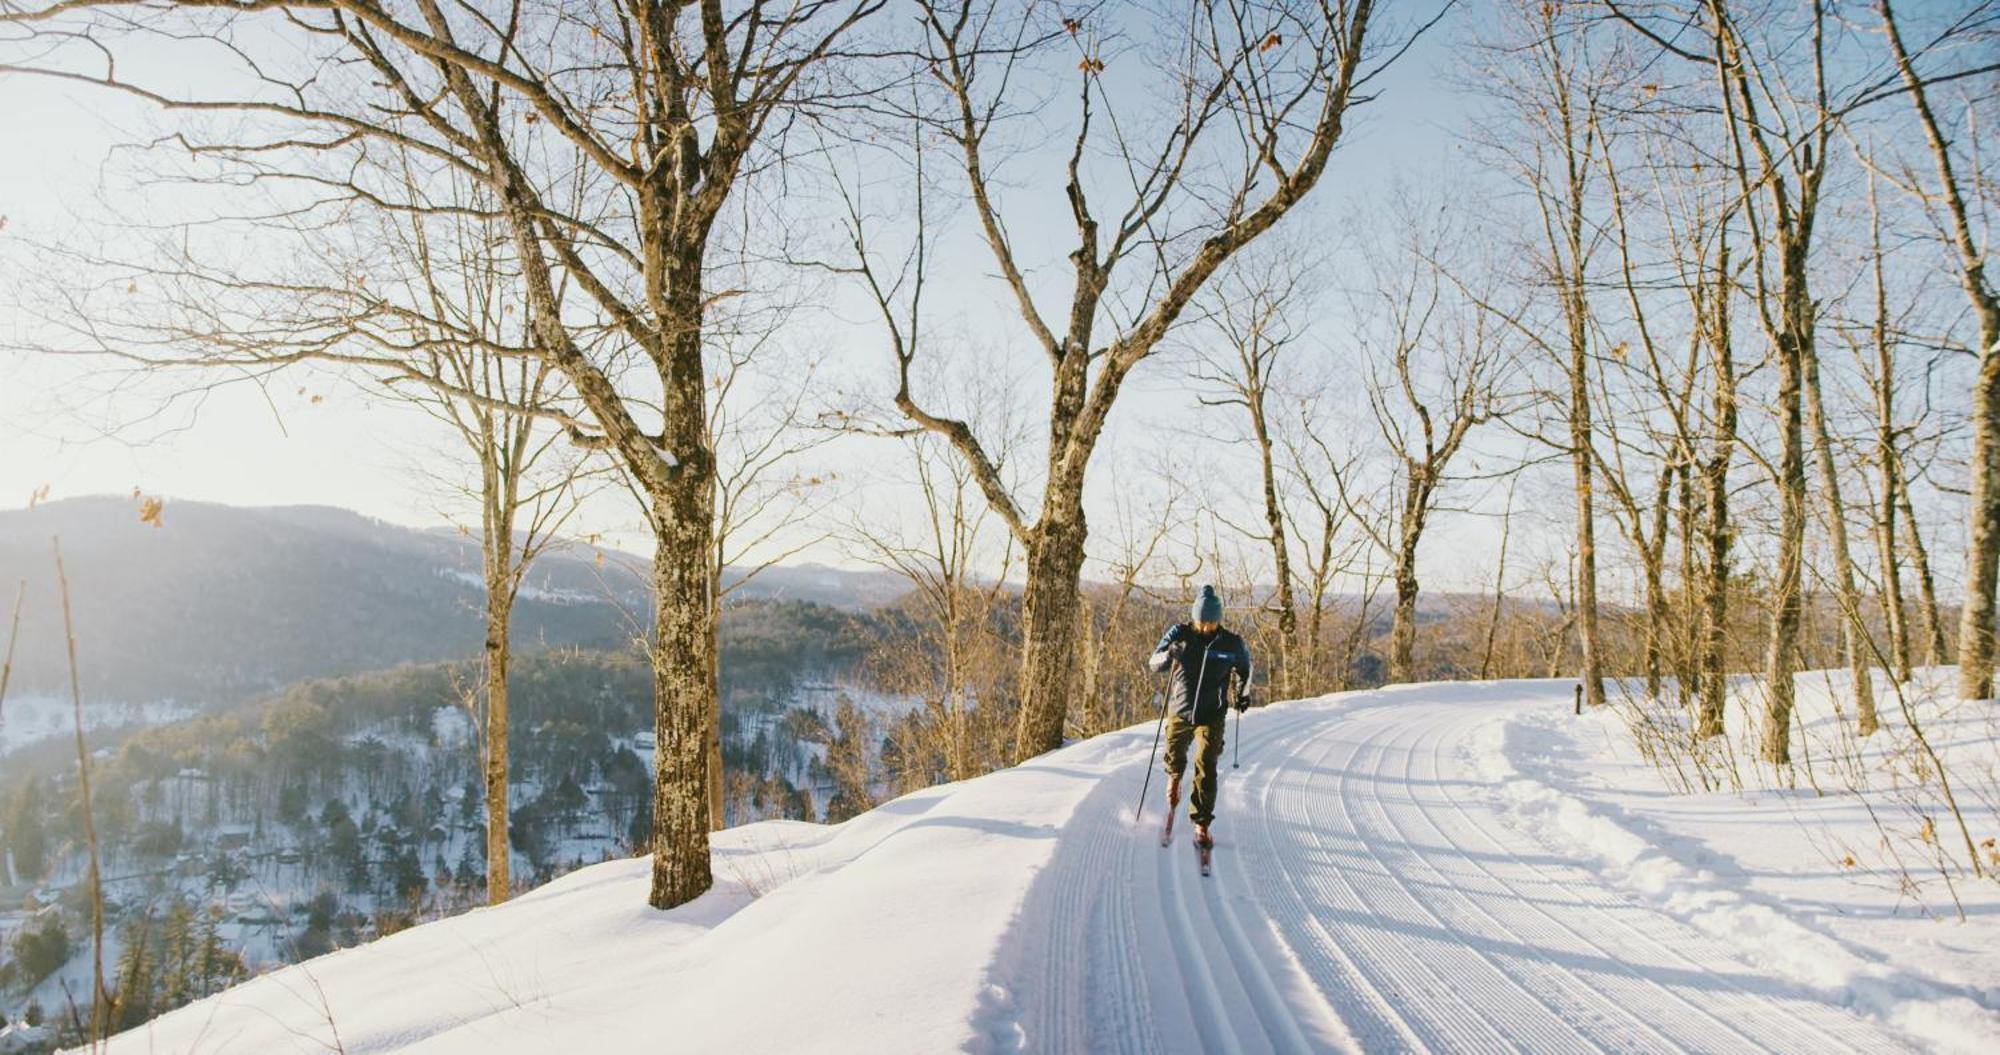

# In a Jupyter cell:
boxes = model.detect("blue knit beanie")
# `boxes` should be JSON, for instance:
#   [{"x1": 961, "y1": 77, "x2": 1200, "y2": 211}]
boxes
[{"x1": 1191, "y1": 585, "x2": 1223, "y2": 625}]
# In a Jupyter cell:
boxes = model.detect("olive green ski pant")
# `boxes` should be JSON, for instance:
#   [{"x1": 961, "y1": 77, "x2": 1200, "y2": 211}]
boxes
[{"x1": 1162, "y1": 713, "x2": 1227, "y2": 826}]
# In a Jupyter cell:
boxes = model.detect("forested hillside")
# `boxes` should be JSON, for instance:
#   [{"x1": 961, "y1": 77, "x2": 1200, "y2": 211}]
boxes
[
  {"x1": 0, "y1": 498, "x2": 906, "y2": 704},
  {"x1": 0, "y1": 600, "x2": 883, "y2": 1036}
]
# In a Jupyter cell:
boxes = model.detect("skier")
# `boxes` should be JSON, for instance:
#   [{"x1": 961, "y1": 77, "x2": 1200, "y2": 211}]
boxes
[{"x1": 1149, "y1": 584, "x2": 1254, "y2": 861}]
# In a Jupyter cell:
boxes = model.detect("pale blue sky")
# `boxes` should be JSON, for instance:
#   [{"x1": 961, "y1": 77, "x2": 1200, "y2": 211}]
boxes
[{"x1": 0, "y1": 6, "x2": 1547, "y2": 595}]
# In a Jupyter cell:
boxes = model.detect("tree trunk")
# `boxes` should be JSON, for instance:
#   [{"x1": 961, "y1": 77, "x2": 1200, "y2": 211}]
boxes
[
  {"x1": 1391, "y1": 568, "x2": 1419, "y2": 683},
  {"x1": 1698, "y1": 261, "x2": 1736, "y2": 740},
  {"x1": 1675, "y1": 460, "x2": 1701, "y2": 709},
  {"x1": 1480, "y1": 490, "x2": 1514, "y2": 682},
  {"x1": 483, "y1": 586, "x2": 512, "y2": 904},
  {"x1": 1013, "y1": 499, "x2": 1088, "y2": 761},
  {"x1": 1803, "y1": 337, "x2": 1879, "y2": 735},
  {"x1": 1641, "y1": 553, "x2": 1666, "y2": 700},
  {"x1": 1960, "y1": 348, "x2": 2000, "y2": 699},
  {"x1": 1307, "y1": 520, "x2": 1336, "y2": 689},
  {"x1": 646, "y1": 275, "x2": 719, "y2": 909},
  {"x1": 1760, "y1": 249, "x2": 1811, "y2": 766},
  {"x1": 1250, "y1": 396, "x2": 1298, "y2": 698},
  {"x1": 1570, "y1": 314, "x2": 1605, "y2": 707},
  {"x1": 1390, "y1": 508, "x2": 1422, "y2": 684},
  {"x1": 1898, "y1": 472, "x2": 1948, "y2": 667},
  {"x1": 1867, "y1": 177, "x2": 1913, "y2": 683},
  {"x1": 1875, "y1": 457, "x2": 1911, "y2": 682},
  {"x1": 708, "y1": 650, "x2": 724, "y2": 830},
  {"x1": 1880, "y1": 0, "x2": 2000, "y2": 700},
  {"x1": 649, "y1": 498, "x2": 716, "y2": 907}
]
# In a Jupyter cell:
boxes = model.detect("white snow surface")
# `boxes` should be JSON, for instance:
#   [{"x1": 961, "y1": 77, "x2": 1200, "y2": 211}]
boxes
[
  {"x1": 0, "y1": 696, "x2": 195, "y2": 757},
  {"x1": 94, "y1": 679, "x2": 1999, "y2": 1054}
]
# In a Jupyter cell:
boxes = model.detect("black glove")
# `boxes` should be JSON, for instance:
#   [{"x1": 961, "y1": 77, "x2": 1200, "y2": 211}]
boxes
[{"x1": 1234, "y1": 692, "x2": 1253, "y2": 713}]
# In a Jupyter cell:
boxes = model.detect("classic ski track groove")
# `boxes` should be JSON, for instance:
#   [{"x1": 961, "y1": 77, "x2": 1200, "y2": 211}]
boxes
[
  {"x1": 1308, "y1": 707, "x2": 1561, "y2": 1052},
  {"x1": 1418, "y1": 720, "x2": 1875, "y2": 1054},
  {"x1": 1006, "y1": 689, "x2": 1926, "y2": 1053}
]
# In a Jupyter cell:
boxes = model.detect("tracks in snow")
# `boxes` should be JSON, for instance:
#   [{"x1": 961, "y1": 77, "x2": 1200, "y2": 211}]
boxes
[{"x1": 1004, "y1": 686, "x2": 1922, "y2": 1053}]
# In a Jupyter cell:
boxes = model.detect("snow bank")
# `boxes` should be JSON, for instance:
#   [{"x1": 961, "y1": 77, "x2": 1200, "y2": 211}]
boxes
[
  {"x1": 83, "y1": 672, "x2": 2000, "y2": 1054},
  {"x1": 93, "y1": 723, "x2": 1155, "y2": 1055},
  {"x1": 1470, "y1": 689, "x2": 2000, "y2": 1054}
]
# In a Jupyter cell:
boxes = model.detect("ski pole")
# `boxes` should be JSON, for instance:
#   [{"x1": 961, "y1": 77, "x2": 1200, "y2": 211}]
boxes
[
  {"x1": 1134, "y1": 670, "x2": 1171, "y2": 823},
  {"x1": 1232, "y1": 697, "x2": 1242, "y2": 769}
]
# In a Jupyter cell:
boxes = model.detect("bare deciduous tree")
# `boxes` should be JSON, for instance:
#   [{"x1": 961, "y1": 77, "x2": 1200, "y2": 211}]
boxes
[
  {"x1": 1189, "y1": 244, "x2": 1321, "y2": 699},
  {"x1": 853, "y1": 0, "x2": 1394, "y2": 761},
  {"x1": 374, "y1": 170, "x2": 595, "y2": 903},
  {"x1": 2, "y1": 0, "x2": 886, "y2": 909},
  {"x1": 1877, "y1": 0, "x2": 2000, "y2": 701},
  {"x1": 1333, "y1": 228, "x2": 1513, "y2": 683}
]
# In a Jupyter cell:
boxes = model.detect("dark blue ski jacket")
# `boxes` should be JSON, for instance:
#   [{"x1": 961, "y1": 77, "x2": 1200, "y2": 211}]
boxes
[{"x1": 1148, "y1": 624, "x2": 1253, "y2": 724}]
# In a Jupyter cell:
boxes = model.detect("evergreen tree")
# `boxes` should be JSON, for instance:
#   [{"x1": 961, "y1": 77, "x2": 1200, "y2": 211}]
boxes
[
  {"x1": 823, "y1": 698, "x2": 876, "y2": 824},
  {"x1": 3, "y1": 779, "x2": 48, "y2": 881},
  {"x1": 113, "y1": 911, "x2": 160, "y2": 1032},
  {"x1": 195, "y1": 908, "x2": 245, "y2": 995},
  {"x1": 158, "y1": 899, "x2": 196, "y2": 1010}
]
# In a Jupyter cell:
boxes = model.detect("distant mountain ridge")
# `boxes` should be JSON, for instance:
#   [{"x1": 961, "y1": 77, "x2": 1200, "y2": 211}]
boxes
[{"x1": 0, "y1": 497, "x2": 907, "y2": 705}]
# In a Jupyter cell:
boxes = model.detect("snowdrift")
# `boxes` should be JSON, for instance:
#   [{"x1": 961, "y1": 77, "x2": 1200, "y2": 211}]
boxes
[{"x1": 89, "y1": 677, "x2": 2000, "y2": 1054}]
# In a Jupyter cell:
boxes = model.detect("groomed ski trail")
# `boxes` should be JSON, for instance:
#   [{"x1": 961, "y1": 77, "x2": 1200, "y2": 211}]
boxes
[{"x1": 1000, "y1": 682, "x2": 1922, "y2": 1054}]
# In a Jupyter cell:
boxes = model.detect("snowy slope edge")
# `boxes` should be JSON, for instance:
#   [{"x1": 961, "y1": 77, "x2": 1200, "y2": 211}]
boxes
[
  {"x1": 1466, "y1": 711, "x2": 2000, "y2": 1055},
  {"x1": 87, "y1": 719, "x2": 1153, "y2": 1055}
]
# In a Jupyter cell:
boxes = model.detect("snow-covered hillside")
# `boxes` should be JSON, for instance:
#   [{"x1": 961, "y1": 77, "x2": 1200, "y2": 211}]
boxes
[
  {"x1": 91, "y1": 680, "x2": 2000, "y2": 1054},
  {"x1": 0, "y1": 697, "x2": 195, "y2": 759}
]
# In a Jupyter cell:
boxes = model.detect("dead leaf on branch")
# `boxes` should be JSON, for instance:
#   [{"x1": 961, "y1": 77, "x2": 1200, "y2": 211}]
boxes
[
  {"x1": 1261, "y1": 33, "x2": 1282, "y2": 52},
  {"x1": 1063, "y1": 18, "x2": 1079, "y2": 35},
  {"x1": 137, "y1": 495, "x2": 165, "y2": 529}
]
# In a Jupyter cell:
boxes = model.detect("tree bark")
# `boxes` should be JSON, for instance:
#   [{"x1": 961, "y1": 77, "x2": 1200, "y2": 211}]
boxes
[
  {"x1": 648, "y1": 488, "x2": 716, "y2": 908},
  {"x1": 1759, "y1": 239, "x2": 1811, "y2": 766},
  {"x1": 1877, "y1": 0, "x2": 2000, "y2": 699},
  {"x1": 706, "y1": 570, "x2": 726, "y2": 832},
  {"x1": 1959, "y1": 351, "x2": 2000, "y2": 698},
  {"x1": 1480, "y1": 486, "x2": 1515, "y2": 682},
  {"x1": 1676, "y1": 461, "x2": 1702, "y2": 708},
  {"x1": 1875, "y1": 451, "x2": 1911, "y2": 682},
  {"x1": 645, "y1": 264, "x2": 719, "y2": 908},
  {"x1": 1641, "y1": 546, "x2": 1667, "y2": 700},
  {"x1": 482, "y1": 581, "x2": 512, "y2": 904},
  {"x1": 1249, "y1": 388, "x2": 1299, "y2": 698},
  {"x1": 1802, "y1": 336, "x2": 1879, "y2": 734},
  {"x1": 1568, "y1": 298, "x2": 1605, "y2": 707},
  {"x1": 1698, "y1": 240, "x2": 1737, "y2": 740},
  {"x1": 1898, "y1": 473, "x2": 1949, "y2": 667},
  {"x1": 1868, "y1": 181, "x2": 1914, "y2": 683},
  {"x1": 1014, "y1": 497, "x2": 1088, "y2": 759},
  {"x1": 1389, "y1": 470, "x2": 1427, "y2": 683}
]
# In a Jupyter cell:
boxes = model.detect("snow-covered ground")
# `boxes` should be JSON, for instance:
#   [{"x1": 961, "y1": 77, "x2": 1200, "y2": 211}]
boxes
[
  {"x1": 0, "y1": 696, "x2": 195, "y2": 758},
  {"x1": 91, "y1": 678, "x2": 2000, "y2": 1054}
]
